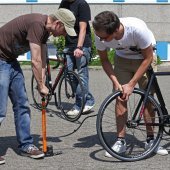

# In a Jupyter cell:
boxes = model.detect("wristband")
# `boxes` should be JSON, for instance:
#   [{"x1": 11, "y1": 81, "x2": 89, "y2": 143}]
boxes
[{"x1": 76, "y1": 46, "x2": 83, "y2": 50}]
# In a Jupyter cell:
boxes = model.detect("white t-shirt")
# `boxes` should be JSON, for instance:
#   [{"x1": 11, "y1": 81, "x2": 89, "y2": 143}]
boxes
[{"x1": 95, "y1": 17, "x2": 156, "y2": 59}]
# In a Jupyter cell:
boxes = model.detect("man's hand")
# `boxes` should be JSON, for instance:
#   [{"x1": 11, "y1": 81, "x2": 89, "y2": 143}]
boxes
[
  {"x1": 38, "y1": 84, "x2": 49, "y2": 97},
  {"x1": 74, "y1": 48, "x2": 84, "y2": 58},
  {"x1": 121, "y1": 83, "x2": 134, "y2": 101},
  {"x1": 114, "y1": 83, "x2": 125, "y2": 101}
]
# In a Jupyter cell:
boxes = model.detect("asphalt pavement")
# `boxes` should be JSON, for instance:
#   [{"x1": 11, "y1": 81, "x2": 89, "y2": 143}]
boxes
[{"x1": 1, "y1": 64, "x2": 170, "y2": 170}]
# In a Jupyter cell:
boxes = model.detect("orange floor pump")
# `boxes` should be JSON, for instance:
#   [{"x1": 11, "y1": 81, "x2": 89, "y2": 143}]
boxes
[{"x1": 41, "y1": 97, "x2": 53, "y2": 157}]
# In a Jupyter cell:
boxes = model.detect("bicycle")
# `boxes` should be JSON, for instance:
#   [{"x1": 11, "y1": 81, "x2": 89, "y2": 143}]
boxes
[
  {"x1": 96, "y1": 66, "x2": 170, "y2": 161},
  {"x1": 31, "y1": 50, "x2": 85, "y2": 122}
]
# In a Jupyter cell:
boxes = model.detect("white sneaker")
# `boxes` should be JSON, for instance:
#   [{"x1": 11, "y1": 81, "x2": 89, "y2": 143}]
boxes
[
  {"x1": 0, "y1": 156, "x2": 5, "y2": 165},
  {"x1": 83, "y1": 104, "x2": 95, "y2": 113},
  {"x1": 67, "y1": 105, "x2": 80, "y2": 116},
  {"x1": 145, "y1": 140, "x2": 168, "y2": 156},
  {"x1": 105, "y1": 140, "x2": 127, "y2": 158}
]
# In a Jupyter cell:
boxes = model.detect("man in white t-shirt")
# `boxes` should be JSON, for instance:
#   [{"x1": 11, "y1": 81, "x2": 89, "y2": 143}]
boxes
[{"x1": 92, "y1": 11, "x2": 168, "y2": 157}]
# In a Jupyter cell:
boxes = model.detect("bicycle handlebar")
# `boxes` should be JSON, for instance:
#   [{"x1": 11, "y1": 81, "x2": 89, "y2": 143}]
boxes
[
  {"x1": 57, "y1": 51, "x2": 74, "y2": 56},
  {"x1": 48, "y1": 50, "x2": 87, "y2": 69}
]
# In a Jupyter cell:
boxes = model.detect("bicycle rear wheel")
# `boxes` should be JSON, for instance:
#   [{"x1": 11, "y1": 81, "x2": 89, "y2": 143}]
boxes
[
  {"x1": 31, "y1": 74, "x2": 50, "y2": 110},
  {"x1": 58, "y1": 71, "x2": 85, "y2": 122},
  {"x1": 96, "y1": 88, "x2": 163, "y2": 161}
]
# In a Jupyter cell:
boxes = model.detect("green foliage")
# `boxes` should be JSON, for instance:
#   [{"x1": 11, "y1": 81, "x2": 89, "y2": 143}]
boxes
[
  {"x1": 107, "y1": 49, "x2": 115, "y2": 64},
  {"x1": 89, "y1": 49, "x2": 115, "y2": 66},
  {"x1": 91, "y1": 28, "x2": 98, "y2": 58},
  {"x1": 157, "y1": 55, "x2": 162, "y2": 65},
  {"x1": 53, "y1": 36, "x2": 65, "y2": 52},
  {"x1": 19, "y1": 61, "x2": 31, "y2": 65},
  {"x1": 89, "y1": 57, "x2": 101, "y2": 66}
]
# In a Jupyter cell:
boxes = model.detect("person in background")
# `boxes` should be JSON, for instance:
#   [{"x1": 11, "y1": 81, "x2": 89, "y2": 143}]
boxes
[
  {"x1": 59, "y1": 0, "x2": 95, "y2": 116},
  {"x1": 92, "y1": 11, "x2": 168, "y2": 157},
  {"x1": 0, "y1": 8, "x2": 76, "y2": 165}
]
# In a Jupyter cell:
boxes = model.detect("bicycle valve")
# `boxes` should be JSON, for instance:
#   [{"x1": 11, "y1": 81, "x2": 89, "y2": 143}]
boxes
[{"x1": 42, "y1": 97, "x2": 47, "y2": 153}]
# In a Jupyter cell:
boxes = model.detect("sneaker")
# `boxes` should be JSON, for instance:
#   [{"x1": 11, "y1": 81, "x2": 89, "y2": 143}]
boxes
[
  {"x1": 0, "y1": 156, "x2": 5, "y2": 165},
  {"x1": 145, "y1": 140, "x2": 168, "y2": 156},
  {"x1": 67, "y1": 105, "x2": 80, "y2": 116},
  {"x1": 105, "y1": 140, "x2": 127, "y2": 158},
  {"x1": 83, "y1": 104, "x2": 95, "y2": 113},
  {"x1": 20, "y1": 145, "x2": 45, "y2": 159}
]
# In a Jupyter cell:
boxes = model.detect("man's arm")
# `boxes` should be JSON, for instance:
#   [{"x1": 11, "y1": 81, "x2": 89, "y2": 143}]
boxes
[
  {"x1": 74, "y1": 22, "x2": 86, "y2": 57},
  {"x1": 30, "y1": 42, "x2": 49, "y2": 96},
  {"x1": 41, "y1": 44, "x2": 47, "y2": 83},
  {"x1": 98, "y1": 50, "x2": 122, "y2": 90}
]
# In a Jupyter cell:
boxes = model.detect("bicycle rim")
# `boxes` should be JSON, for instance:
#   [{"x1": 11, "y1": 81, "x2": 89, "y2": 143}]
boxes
[
  {"x1": 96, "y1": 89, "x2": 163, "y2": 161},
  {"x1": 58, "y1": 71, "x2": 85, "y2": 122}
]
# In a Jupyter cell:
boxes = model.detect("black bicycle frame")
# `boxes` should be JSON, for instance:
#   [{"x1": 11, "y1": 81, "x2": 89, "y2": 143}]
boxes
[{"x1": 134, "y1": 67, "x2": 170, "y2": 122}]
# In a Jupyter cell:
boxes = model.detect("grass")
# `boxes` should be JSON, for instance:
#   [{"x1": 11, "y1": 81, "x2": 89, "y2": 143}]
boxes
[
  {"x1": 19, "y1": 61, "x2": 31, "y2": 65},
  {"x1": 19, "y1": 60, "x2": 59, "y2": 66}
]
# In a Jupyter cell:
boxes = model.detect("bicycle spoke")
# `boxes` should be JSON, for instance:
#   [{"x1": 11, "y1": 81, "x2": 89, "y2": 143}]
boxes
[{"x1": 57, "y1": 71, "x2": 85, "y2": 122}]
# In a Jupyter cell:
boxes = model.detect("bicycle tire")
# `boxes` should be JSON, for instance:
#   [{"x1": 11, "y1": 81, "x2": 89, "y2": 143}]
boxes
[
  {"x1": 57, "y1": 71, "x2": 85, "y2": 122},
  {"x1": 31, "y1": 74, "x2": 50, "y2": 110},
  {"x1": 96, "y1": 88, "x2": 164, "y2": 161}
]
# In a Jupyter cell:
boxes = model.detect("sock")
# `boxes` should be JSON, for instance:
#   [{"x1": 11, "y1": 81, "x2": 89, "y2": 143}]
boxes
[
  {"x1": 146, "y1": 135, "x2": 154, "y2": 143},
  {"x1": 117, "y1": 137, "x2": 125, "y2": 145}
]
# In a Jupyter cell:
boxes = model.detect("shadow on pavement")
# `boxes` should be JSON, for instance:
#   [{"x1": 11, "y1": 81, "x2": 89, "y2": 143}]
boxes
[{"x1": 0, "y1": 134, "x2": 62, "y2": 156}]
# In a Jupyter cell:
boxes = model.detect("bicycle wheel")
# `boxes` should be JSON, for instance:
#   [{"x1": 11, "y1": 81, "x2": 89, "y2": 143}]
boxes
[
  {"x1": 58, "y1": 71, "x2": 85, "y2": 122},
  {"x1": 31, "y1": 74, "x2": 50, "y2": 110},
  {"x1": 97, "y1": 88, "x2": 164, "y2": 161}
]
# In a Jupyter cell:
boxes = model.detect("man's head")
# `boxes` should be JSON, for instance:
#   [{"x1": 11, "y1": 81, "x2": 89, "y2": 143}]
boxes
[
  {"x1": 92, "y1": 11, "x2": 121, "y2": 41},
  {"x1": 50, "y1": 8, "x2": 76, "y2": 37}
]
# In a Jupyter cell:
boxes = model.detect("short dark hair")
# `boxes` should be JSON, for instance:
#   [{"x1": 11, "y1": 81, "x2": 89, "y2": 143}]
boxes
[{"x1": 92, "y1": 11, "x2": 120, "y2": 34}]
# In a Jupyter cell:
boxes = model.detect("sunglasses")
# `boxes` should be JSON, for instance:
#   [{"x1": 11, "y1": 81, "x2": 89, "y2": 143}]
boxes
[{"x1": 99, "y1": 34, "x2": 111, "y2": 41}]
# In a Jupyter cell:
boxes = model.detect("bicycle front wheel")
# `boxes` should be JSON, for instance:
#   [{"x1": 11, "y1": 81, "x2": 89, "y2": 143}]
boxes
[
  {"x1": 97, "y1": 88, "x2": 163, "y2": 161},
  {"x1": 58, "y1": 71, "x2": 85, "y2": 122}
]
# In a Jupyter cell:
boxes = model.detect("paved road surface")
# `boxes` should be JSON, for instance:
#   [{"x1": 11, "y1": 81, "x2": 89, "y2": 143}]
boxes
[{"x1": 1, "y1": 65, "x2": 170, "y2": 170}]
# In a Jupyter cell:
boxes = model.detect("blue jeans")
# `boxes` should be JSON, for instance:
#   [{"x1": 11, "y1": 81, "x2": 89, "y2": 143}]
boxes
[
  {"x1": 65, "y1": 47, "x2": 95, "y2": 108},
  {"x1": 0, "y1": 59, "x2": 33, "y2": 150}
]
